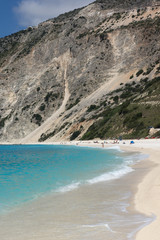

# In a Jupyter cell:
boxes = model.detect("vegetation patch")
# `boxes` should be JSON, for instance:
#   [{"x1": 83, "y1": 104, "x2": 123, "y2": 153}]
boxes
[
  {"x1": 70, "y1": 130, "x2": 81, "y2": 141},
  {"x1": 152, "y1": 130, "x2": 160, "y2": 138},
  {"x1": 76, "y1": 31, "x2": 89, "y2": 39},
  {"x1": 66, "y1": 98, "x2": 80, "y2": 110},
  {"x1": 81, "y1": 74, "x2": 160, "y2": 140},
  {"x1": 39, "y1": 130, "x2": 55, "y2": 142},
  {"x1": 22, "y1": 105, "x2": 30, "y2": 112},
  {"x1": 59, "y1": 122, "x2": 71, "y2": 131},
  {"x1": 0, "y1": 116, "x2": 8, "y2": 129},
  {"x1": 31, "y1": 114, "x2": 42, "y2": 126},
  {"x1": 136, "y1": 69, "x2": 144, "y2": 77},
  {"x1": 87, "y1": 105, "x2": 98, "y2": 112},
  {"x1": 44, "y1": 92, "x2": 59, "y2": 103},
  {"x1": 39, "y1": 103, "x2": 45, "y2": 111}
]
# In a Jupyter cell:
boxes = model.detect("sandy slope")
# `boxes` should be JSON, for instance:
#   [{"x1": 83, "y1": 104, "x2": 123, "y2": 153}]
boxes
[{"x1": 134, "y1": 147, "x2": 160, "y2": 240}]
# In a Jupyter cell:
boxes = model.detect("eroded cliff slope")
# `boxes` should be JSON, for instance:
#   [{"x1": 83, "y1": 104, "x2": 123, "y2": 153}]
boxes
[{"x1": 0, "y1": 0, "x2": 160, "y2": 142}]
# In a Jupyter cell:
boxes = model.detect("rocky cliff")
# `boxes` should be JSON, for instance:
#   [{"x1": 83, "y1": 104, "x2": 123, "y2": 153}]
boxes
[{"x1": 0, "y1": 0, "x2": 160, "y2": 142}]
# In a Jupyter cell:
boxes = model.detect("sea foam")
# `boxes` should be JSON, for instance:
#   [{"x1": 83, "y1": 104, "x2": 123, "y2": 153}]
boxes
[
  {"x1": 56, "y1": 165, "x2": 134, "y2": 193},
  {"x1": 56, "y1": 182, "x2": 80, "y2": 193},
  {"x1": 82, "y1": 223, "x2": 116, "y2": 233},
  {"x1": 87, "y1": 165, "x2": 133, "y2": 184}
]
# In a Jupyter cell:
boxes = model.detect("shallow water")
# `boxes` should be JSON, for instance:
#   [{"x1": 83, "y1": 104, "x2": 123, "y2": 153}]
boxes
[
  {"x1": 0, "y1": 144, "x2": 134, "y2": 213},
  {"x1": 0, "y1": 145, "x2": 153, "y2": 239}
]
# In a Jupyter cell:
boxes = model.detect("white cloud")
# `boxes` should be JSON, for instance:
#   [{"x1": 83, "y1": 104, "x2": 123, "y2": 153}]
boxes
[{"x1": 14, "y1": 0, "x2": 94, "y2": 27}]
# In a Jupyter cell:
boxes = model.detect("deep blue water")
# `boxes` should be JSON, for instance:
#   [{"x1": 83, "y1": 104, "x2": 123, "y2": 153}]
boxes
[{"x1": 0, "y1": 144, "x2": 136, "y2": 214}]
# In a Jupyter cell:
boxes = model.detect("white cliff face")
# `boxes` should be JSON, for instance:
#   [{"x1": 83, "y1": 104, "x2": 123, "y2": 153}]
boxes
[{"x1": 0, "y1": 0, "x2": 160, "y2": 142}]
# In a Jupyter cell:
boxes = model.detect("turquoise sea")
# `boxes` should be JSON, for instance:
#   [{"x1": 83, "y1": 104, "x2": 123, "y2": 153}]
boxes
[{"x1": 0, "y1": 144, "x2": 153, "y2": 240}]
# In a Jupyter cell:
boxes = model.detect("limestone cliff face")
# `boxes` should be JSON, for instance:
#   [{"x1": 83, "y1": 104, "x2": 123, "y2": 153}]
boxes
[{"x1": 0, "y1": 0, "x2": 160, "y2": 142}]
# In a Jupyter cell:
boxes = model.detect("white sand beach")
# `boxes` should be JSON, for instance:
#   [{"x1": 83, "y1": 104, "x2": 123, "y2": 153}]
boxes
[
  {"x1": 111, "y1": 139, "x2": 160, "y2": 240},
  {"x1": 72, "y1": 139, "x2": 160, "y2": 240}
]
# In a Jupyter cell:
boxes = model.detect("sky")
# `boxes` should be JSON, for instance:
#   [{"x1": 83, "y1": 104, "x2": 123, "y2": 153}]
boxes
[{"x1": 0, "y1": 0, "x2": 94, "y2": 38}]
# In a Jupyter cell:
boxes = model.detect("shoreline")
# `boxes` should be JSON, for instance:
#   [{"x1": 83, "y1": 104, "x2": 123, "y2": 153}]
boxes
[
  {"x1": 114, "y1": 141, "x2": 160, "y2": 240},
  {"x1": 79, "y1": 139, "x2": 160, "y2": 240},
  {"x1": 61, "y1": 139, "x2": 160, "y2": 240},
  {"x1": 1, "y1": 139, "x2": 160, "y2": 239}
]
